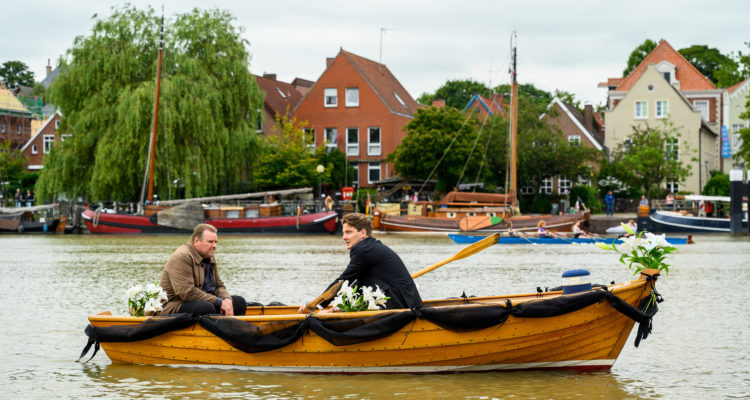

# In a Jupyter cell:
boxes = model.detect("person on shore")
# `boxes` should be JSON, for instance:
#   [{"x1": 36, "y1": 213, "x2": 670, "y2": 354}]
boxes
[
  {"x1": 14, "y1": 188, "x2": 22, "y2": 207},
  {"x1": 25, "y1": 190, "x2": 35, "y2": 207},
  {"x1": 605, "y1": 191, "x2": 614, "y2": 216},
  {"x1": 158, "y1": 223, "x2": 246, "y2": 316},
  {"x1": 639, "y1": 195, "x2": 649, "y2": 207},
  {"x1": 300, "y1": 213, "x2": 422, "y2": 313},
  {"x1": 665, "y1": 192, "x2": 675, "y2": 211}
]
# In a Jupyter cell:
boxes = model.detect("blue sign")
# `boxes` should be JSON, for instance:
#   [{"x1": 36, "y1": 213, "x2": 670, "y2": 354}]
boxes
[{"x1": 721, "y1": 125, "x2": 732, "y2": 158}]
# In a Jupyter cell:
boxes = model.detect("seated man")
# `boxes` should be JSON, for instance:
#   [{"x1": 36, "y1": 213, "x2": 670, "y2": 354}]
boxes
[
  {"x1": 301, "y1": 213, "x2": 422, "y2": 312},
  {"x1": 159, "y1": 223, "x2": 246, "y2": 316}
]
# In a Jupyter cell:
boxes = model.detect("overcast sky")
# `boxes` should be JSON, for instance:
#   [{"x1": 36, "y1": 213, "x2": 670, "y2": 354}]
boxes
[{"x1": 4, "y1": 1, "x2": 749, "y2": 106}]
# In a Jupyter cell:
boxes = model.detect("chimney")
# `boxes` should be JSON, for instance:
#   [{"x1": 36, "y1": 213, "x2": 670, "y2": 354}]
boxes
[
  {"x1": 584, "y1": 104, "x2": 594, "y2": 133},
  {"x1": 262, "y1": 73, "x2": 276, "y2": 81},
  {"x1": 431, "y1": 99, "x2": 446, "y2": 108},
  {"x1": 46, "y1": 59, "x2": 51, "y2": 76},
  {"x1": 326, "y1": 57, "x2": 335, "y2": 69}
]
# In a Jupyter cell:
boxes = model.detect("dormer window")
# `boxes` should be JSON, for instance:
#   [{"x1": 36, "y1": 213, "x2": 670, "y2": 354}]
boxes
[
  {"x1": 663, "y1": 72, "x2": 670, "y2": 83},
  {"x1": 655, "y1": 61, "x2": 678, "y2": 86}
]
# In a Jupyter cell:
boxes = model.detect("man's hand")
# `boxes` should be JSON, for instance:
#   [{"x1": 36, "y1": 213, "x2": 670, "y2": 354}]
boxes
[
  {"x1": 220, "y1": 298, "x2": 233, "y2": 316},
  {"x1": 297, "y1": 305, "x2": 309, "y2": 314}
]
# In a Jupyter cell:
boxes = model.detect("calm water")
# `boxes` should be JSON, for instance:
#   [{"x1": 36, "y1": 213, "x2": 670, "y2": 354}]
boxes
[{"x1": 1, "y1": 232, "x2": 749, "y2": 399}]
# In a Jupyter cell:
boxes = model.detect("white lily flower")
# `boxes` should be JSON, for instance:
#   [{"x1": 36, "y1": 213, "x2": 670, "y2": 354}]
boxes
[{"x1": 127, "y1": 284, "x2": 142, "y2": 299}]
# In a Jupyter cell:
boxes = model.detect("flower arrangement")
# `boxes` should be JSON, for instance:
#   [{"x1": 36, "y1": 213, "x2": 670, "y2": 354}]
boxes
[
  {"x1": 127, "y1": 282, "x2": 168, "y2": 316},
  {"x1": 332, "y1": 280, "x2": 389, "y2": 312},
  {"x1": 596, "y1": 223, "x2": 676, "y2": 275}
]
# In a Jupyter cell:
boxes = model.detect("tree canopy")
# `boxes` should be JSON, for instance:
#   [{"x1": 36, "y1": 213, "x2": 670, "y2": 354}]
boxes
[
  {"x1": 678, "y1": 45, "x2": 735, "y2": 86},
  {"x1": 0, "y1": 61, "x2": 35, "y2": 88},
  {"x1": 623, "y1": 39, "x2": 657, "y2": 77},
  {"x1": 417, "y1": 79, "x2": 490, "y2": 109},
  {"x1": 36, "y1": 5, "x2": 263, "y2": 202},
  {"x1": 612, "y1": 122, "x2": 691, "y2": 199}
]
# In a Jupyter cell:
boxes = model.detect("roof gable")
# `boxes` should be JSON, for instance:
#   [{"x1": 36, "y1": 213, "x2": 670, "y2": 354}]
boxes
[
  {"x1": 0, "y1": 84, "x2": 32, "y2": 116},
  {"x1": 614, "y1": 40, "x2": 716, "y2": 92},
  {"x1": 463, "y1": 93, "x2": 505, "y2": 116},
  {"x1": 21, "y1": 112, "x2": 62, "y2": 152},
  {"x1": 254, "y1": 74, "x2": 303, "y2": 118},
  {"x1": 546, "y1": 98, "x2": 603, "y2": 151}
]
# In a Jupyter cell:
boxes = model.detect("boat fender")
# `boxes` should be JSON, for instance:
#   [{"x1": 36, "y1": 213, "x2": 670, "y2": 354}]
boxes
[
  {"x1": 562, "y1": 269, "x2": 591, "y2": 294},
  {"x1": 324, "y1": 196, "x2": 334, "y2": 210}
]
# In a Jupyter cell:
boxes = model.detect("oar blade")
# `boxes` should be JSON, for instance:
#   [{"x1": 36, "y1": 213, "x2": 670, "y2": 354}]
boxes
[{"x1": 452, "y1": 232, "x2": 500, "y2": 260}]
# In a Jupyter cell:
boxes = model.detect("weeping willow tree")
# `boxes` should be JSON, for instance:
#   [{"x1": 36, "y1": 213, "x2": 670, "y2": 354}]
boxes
[{"x1": 36, "y1": 5, "x2": 263, "y2": 202}]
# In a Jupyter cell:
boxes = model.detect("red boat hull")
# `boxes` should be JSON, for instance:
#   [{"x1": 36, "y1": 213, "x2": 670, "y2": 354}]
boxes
[{"x1": 82, "y1": 208, "x2": 338, "y2": 234}]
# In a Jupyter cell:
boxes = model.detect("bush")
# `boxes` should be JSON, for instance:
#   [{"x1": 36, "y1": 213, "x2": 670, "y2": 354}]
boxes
[
  {"x1": 569, "y1": 185, "x2": 602, "y2": 213},
  {"x1": 702, "y1": 172, "x2": 730, "y2": 196},
  {"x1": 529, "y1": 195, "x2": 552, "y2": 214}
]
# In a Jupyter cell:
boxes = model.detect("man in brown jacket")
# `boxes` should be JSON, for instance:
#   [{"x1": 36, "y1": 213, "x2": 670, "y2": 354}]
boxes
[{"x1": 159, "y1": 223, "x2": 246, "y2": 316}]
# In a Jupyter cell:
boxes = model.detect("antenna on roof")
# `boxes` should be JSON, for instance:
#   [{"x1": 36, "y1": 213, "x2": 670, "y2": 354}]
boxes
[{"x1": 379, "y1": 27, "x2": 395, "y2": 73}]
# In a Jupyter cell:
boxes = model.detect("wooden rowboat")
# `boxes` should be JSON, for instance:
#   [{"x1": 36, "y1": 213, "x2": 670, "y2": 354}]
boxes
[
  {"x1": 81, "y1": 269, "x2": 661, "y2": 373},
  {"x1": 448, "y1": 233, "x2": 688, "y2": 245}
]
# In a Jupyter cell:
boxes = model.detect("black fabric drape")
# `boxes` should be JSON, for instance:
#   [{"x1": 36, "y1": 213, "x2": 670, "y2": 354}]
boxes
[
  {"x1": 418, "y1": 304, "x2": 510, "y2": 332},
  {"x1": 198, "y1": 316, "x2": 307, "y2": 353},
  {"x1": 510, "y1": 290, "x2": 607, "y2": 318},
  {"x1": 307, "y1": 311, "x2": 417, "y2": 346}
]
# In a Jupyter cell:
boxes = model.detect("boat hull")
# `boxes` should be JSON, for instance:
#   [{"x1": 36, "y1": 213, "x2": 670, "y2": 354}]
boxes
[
  {"x1": 82, "y1": 208, "x2": 339, "y2": 234},
  {"x1": 377, "y1": 211, "x2": 588, "y2": 233},
  {"x1": 448, "y1": 233, "x2": 687, "y2": 245},
  {"x1": 647, "y1": 210, "x2": 746, "y2": 233},
  {"x1": 87, "y1": 271, "x2": 657, "y2": 373}
]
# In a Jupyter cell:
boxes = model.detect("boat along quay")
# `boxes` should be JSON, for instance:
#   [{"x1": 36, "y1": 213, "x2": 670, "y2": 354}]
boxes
[{"x1": 2, "y1": 233, "x2": 749, "y2": 399}]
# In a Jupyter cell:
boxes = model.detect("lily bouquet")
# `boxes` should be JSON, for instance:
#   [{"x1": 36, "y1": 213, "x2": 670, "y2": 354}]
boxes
[
  {"x1": 332, "y1": 280, "x2": 390, "y2": 312},
  {"x1": 127, "y1": 282, "x2": 168, "y2": 316},
  {"x1": 596, "y1": 223, "x2": 676, "y2": 275}
]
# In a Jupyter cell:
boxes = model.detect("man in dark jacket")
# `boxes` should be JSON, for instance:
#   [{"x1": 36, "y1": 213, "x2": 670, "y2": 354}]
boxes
[{"x1": 302, "y1": 213, "x2": 422, "y2": 312}]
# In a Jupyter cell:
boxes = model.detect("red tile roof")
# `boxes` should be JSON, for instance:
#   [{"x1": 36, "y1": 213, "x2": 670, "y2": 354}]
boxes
[
  {"x1": 340, "y1": 50, "x2": 418, "y2": 116},
  {"x1": 255, "y1": 74, "x2": 304, "y2": 117},
  {"x1": 726, "y1": 77, "x2": 749, "y2": 94},
  {"x1": 612, "y1": 40, "x2": 716, "y2": 91}
]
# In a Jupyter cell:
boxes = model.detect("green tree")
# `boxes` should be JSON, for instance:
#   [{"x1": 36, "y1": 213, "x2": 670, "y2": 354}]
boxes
[
  {"x1": 0, "y1": 140, "x2": 26, "y2": 205},
  {"x1": 417, "y1": 79, "x2": 490, "y2": 109},
  {"x1": 623, "y1": 39, "x2": 657, "y2": 77},
  {"x1": 678, "y1": 45, "x2": 734, "y2": 85},
  {"x1": 702, "y1": 171, "x2": 730, "y2": 196},
  {"x1": 612, "y1": 122, "x2": 691, "y2": 199},
  {"x1": 0, "y1": 60, "x2": 35, "y2": 88},
  {"x1": 36, "y1": 5, "x2": 263, "y2": 202},
  {"x1": 735, "y1": 94, "x2": 750, "y2": 164},
  {"x1": 389, "y1": 106, "x2": 483, "y2": 193},
  {"x1": 254, "y1": 115, "x2": 320, "y2": 189},
  {"x1": 715, "y1": 41, "x2": 750, "y2": 88},
  {"x1": 493, "y1": 83, "x2": 553, "y2": 108}
]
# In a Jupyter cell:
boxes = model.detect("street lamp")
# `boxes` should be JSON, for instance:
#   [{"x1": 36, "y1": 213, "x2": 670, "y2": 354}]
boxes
[{"x1": 316, "y1": 164, "x2": 325, "y2": 211}]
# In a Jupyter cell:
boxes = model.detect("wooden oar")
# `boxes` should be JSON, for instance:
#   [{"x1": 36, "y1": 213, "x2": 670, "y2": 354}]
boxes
[
  {"x1": 304, "y1": 280, "x2": 344, "y2": 312},
  {"x1": 411, "y1": 232, "x2": 500, "y2": 279}
]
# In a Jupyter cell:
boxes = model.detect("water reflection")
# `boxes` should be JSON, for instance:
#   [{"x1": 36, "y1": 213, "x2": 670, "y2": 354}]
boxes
[{"x1": 81, "y1": 363, "x2": 645, "y2": 400}]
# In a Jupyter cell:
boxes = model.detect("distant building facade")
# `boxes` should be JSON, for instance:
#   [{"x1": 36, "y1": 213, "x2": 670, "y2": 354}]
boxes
[{"x1": 722, "y1": 77, "x2": 749, "y2": 169}]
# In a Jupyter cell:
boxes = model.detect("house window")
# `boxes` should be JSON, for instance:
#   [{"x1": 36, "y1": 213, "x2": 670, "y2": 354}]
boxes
[
  {"x1": 568, "y1": 135, "x2": 581, "y2": 145},
  {"x1": 693, "y1": 100, "x2": 709, "y2": 120},
  {"x1": 303, "y1": 128, "x2": 316, "y2": 152},
  {"x1": 539, "y1": 177, "x2": 553, "y2": 194},
  {"x1": 635, "y1": 101, "x2": 647, "y2": 119},
  {"x1": 368, "y1": 127, "x2": 381, "y2": 156},
  {"x1": 0, "y1": 121, "x2": 5, "y2": 132},
  {"x1": 256, "y1": 109, "x2": 263, "y2": 133},
  {"x1": 520, "y1": 186, "x2": 533, "y2": 195},
  {"x1": 55, "y1": 120, "x2": 60, "y2": 130},
  {"x1": 324, "y1": 88, "x2": 337, "y2": 107},
  {"x1": 17, "y1": 124, "x2": 23, "y2": 134},
  {"x1": 558, "y1": 176, "x2": 571, "y2": 195},
  {"x1": 393, "y1": 92, "x2": 407, "y2": 108},
  {"x1": 368, "y1": 162, "x2": 381, "y2": 184},
  {"x1": 345, "y1": 88, "x2": 359, "y2": 107},
  {"x1": 275, "y1": 87, "x2": 287, "y2": 98},
  {"x1": 61, "y1": 134, "x2": 72, "y2": 142},
  {"x1": 324, "y1": 128, "x2": 337, "y2": 151},
  {"x1": 31, "y1": 144, "x2": 37, "y2": 155},
  {"x1": 346, "y1": 127, "x2": 359, "y2": 156},
  {"x1": 352, "y1": 164, "x2": 359, "y2": 186},
  {"x1": 663, "y1": 72, "x2": 671, "y2": 83},
  {"x1": 732, "y1": 123, "x2": 745, "y2": 133},
  {"x1": 43, "y1": 134, "x2": 54, "y2": 154},
  {"x1": 656, "y1": 101, "x2": 668, "y2": 118},
  {"x1": 666, "y1": 181, "x2": 679, "y2": 193},
  {"x1": 666, "y1": 138, "x2": 679, "y2": 160}
]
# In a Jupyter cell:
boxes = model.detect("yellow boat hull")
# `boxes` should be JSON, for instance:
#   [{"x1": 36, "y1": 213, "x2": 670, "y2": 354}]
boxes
[{"x1": 87, "y1": 270, "x2": 658, "y2": 373}]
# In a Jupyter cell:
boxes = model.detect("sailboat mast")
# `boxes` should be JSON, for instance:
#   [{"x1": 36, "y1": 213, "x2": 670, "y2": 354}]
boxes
[
  {"x1": 509, "y1": 33, "x2": 518, "y2": 208},
  {"x1": 146, "y1": 9, "x2": 165, "y2": 204}
]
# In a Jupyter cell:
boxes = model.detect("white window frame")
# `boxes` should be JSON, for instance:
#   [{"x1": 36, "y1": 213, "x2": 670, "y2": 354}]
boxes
[
  {"x1": 520, "y1": 186, "x2": 533, "y2": 195},
  {"x1": 635, "y1": 101, "x2": 647, "y2": 119},
  {"x1": 324, "y1": 128, "x2": 337, "y2": 151},
  {"x1": 568, "y1": 135, "x2": 581, "y2": 145},
  {"x1": 43, "y1": 134, "x2": 55, "y2": 154},
  {"x1": 55, "y1": 120, "x2": 60, "y2": 129},
  {"x1": 732, "y1": 123, "x2": 745, "y2": 133},
  {"x1": 666, "y1": 181, "x2": 679, "y2": 193},
  {"x1": 345, "y1": 88, "x2": 359, "y2": 107},
  {"x1": 656, "y1": 100, "x2": 668, "y2": 118},
  {"x1": 558, "y1": 176, "x2": 571, "y2": 195},
  {"x1": 31, "y1": 144, "x2": 37, "y2": 155},
  {"x1": 17, "y1": 123, "x2": 22, "y2": 135},
  {"x1": 346, "y1": 127, "x2": 359, "y2": 156},
  {"x1": 393, "y1": 92, "x2": 407, "y2": 108},
  {"x1": 368, "y1": 162, "x2": 381, "y2": 184},
  {"x1": 539, "y1": 177, "x2": 553, "y2": 194},
  {"x1": 352, "y1": 164, "x2": 359, "y2": 186},
  {"x1": 275, "y1": 87, "x2": 287, "y2": 98},
  {"x1": 303, "y1": 128, "x2": 316, "y2": 152},
  {"x1": 256, "y1": 109, "x2": 263, "y2": 133},
  {"x1": 61, "y1": 134, "x2": 72, "y2": 142},
  {"x1": 367, "y1": 127, "x2": 381, "y2": 156},
  {"x1": 324, "y1": 88, "x2": 337, "y2": 108},
  {"x1": 666, "y1": 138, "x2": 679, "y2": 161},
  {"x1": 693, "y1": 100, "x2": 709, "y2": 120}
]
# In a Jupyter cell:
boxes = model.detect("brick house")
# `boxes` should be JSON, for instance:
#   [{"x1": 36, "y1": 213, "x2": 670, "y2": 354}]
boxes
[
  {"x1": 599, "y1": 39, "x2": 722, "y2": 194},
  {"x1": 292, "y1": 49, "x2": 418, "y2": 187},
  {"x1": 254, "y1": 73, "x2": 305, "y2": 136},
  {"x1": 20, "y1": 112, "x2": 65, "y2": 171},
  {"x1": 463, "y1": 93, "x2": 505, "y2": 117},
  {"x1": 0, "y1": 84, "x2": 33, "y2": 151},
  {"x1": 534, "y1": 98, "x2": 605, "y2": 196}
]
